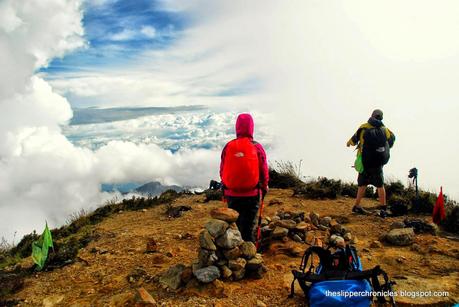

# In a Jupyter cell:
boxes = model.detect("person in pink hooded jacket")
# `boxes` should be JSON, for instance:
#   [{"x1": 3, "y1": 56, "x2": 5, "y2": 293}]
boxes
[{"x1": 220, "y1": 113, "x2": 269, "y2": 242}]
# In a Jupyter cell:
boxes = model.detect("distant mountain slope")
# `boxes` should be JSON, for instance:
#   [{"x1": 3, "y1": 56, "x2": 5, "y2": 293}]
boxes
[
  {"x1": 70, "y1": 105, "x2": 206, "y2": 125},
  {"x1": 134, "y1": 181, "x2": 183, "y2": 196}
]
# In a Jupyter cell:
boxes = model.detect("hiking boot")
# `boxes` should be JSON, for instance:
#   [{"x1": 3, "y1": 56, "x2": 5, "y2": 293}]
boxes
[
  {"x1": 378, "y1": 208, "x2": 392, "y2": 218},
  {"x1": 352, "y1": 205, "x2": 371, "y2": 215}
]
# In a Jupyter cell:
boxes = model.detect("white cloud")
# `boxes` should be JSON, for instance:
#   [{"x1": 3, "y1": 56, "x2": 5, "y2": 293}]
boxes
[{"x1": 0, "y1": 0, "x2": 224, "y2": 242}]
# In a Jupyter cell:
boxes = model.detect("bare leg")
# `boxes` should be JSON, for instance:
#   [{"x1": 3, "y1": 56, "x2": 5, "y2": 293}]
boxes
[
  {"x1": 355, "y1": 186, "x2": 366, "y2": 207},
  {"x1": 377, "y1": 186, "x2": 386, "y2": 206}
]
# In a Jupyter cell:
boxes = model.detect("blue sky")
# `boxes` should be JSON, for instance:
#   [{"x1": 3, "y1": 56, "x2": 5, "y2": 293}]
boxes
[{"x1": 41, "y1": 0, "x2": 187, "y2": 73}]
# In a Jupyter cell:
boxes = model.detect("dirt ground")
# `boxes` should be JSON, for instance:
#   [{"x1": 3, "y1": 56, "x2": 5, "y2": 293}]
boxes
[{"x1": 8, "y1": 189, "x2": 459, "y2": 306}]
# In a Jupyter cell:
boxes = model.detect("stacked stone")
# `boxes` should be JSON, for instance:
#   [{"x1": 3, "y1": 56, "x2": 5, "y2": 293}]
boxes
[
  {"x1": 260, "y1": 210, "x2": 355, "y2": 247},
  {"x1": 192, "y1": 207, "x2": 265, "y2": 283}
]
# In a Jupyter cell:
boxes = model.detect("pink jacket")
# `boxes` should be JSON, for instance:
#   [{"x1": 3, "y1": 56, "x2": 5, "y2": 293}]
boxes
[{"x1": 220, "y1": 113, "x2": 269, "y2": 197}]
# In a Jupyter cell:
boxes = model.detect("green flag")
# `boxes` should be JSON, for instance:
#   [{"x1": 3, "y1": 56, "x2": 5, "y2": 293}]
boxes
[{"x1": 32, "y1": 222, "x2": 54, "y2": 270}]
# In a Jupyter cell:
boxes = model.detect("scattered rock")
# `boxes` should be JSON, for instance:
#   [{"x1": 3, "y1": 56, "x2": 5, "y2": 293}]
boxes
[
  {"x1": 370, "y1": 240, "x2": 383, "y2": 248},
  {"x1": 193, "y1": 266, "x2": 221, "y2": 283},
  {"x1": 330, "y1": 223, "x2": 345, "y2": 235},
  {"x1": 304, "y1": 232, "x2": 315, "y2": 245},
  {"x1": 159, "y1": 264, "x2": 186, "y2": 290},
  {"x1": 310, "y1": 212, "x2": 320, "y2": 226},
  {"x1": 318, "y1": 225, "x2": 329, "y2": 231},
  {"x1": 199, "y1": 230, "x2": 217, "y2": 251},
  {"x1": 135, "y1": 287, "x2": 157, "y2": 306},
  {"x1": 275, "y1": 219, "x2": 297, "y2": 230},
  {"x1": 292, "y1": 234, "x2": 303, "y2": 242},
  {"x1": 146, "y1": 239, "x2": 158, "y2": 253},
  {"x1": 257, "y1": 300, "x2": 267, "y2": 307},
  {"x1": 205, "y1": 219, "x2": 229, "y2": 238},
  {"x1": 404, "y1": 218, "x2": 439, "y2": 235},
  {"x1": 215, "y1": 228, "x2": 243, "y2": 249},
  {"x1": 210, "y1": 208, "x2": 239, "y2": 223},
  {"x1": 295, "y1": 222, "x2": 311, "y2": 232},
  {"x1": 166, "y1": 205, "x2": 192, "y2": 218},
  {"x1": 343, "y1": 232, "x2": 352, "y2": 241},
  {"x1": 269, "y1": 198, "x2": 283, "y2": 206},
  {"x1": 385, "y1": 228, "x2": 415, "y2": 246},
  {"x1": 240, "y1": 241, "x2": 257, "y2": 259},
  {"x1": 43, "y1": 295, "x2": 65, "y2": 307},
  {"x1": 272, "y1": 226, "x2": 289, "y2": 239},
  {"x1": 319, "y1": 217, "x2": 332, "y2": 227},
  {"x1": 314, "y1": 238, "x2": 323, "y2": 247}
]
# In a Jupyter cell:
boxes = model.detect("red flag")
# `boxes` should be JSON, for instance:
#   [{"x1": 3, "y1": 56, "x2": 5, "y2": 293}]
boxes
[{"x1": 432, "y1": 187, "x2": 446, "y2": 225}]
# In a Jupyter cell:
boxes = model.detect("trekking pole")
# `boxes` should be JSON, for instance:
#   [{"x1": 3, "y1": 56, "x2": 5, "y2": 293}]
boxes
[{"x1": 255, "y1": 189, "x2": 265, "y2": 251}]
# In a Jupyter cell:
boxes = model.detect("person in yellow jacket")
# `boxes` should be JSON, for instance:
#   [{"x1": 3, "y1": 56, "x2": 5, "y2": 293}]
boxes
[{"x1": 347, "y1": 109, "x2": 395, "y2": 216}]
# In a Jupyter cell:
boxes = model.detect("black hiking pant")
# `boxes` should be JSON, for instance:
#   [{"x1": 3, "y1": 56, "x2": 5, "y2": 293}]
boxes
[{"x1": 227, "y1": 195, "x2": 260, "y2": 242}]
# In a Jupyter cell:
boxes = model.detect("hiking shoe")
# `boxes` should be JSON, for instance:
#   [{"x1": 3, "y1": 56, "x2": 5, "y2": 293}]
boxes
[
  {"x1": 352, "y1": 205, "x2": 371, "y2": 215},
  {"x1": 378, "y1": 209, "x2": 392, "y2": 218}
]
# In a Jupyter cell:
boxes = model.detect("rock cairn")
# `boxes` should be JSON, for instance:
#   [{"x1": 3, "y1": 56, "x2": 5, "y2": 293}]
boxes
[
  {"x1": 159, "y1": 207, "x2": 265, "y2": 290},
  {"x1": 260, "y1": 209, "x2": 356, "y2": 248},
  {"x1": 193, "y1": 207, "x2": 265, "y2": 283}
]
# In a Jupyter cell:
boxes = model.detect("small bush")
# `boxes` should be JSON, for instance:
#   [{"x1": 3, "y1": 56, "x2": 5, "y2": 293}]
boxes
[
  {"x1": 204, "y1": 189, "x2": 223, "y2": 202},
  {"x1": 294, "y1": 177, "x2": 343, "y2": 199},
  {"x1": 268, "y1": 161, "x2": 304, "y2": 189}
]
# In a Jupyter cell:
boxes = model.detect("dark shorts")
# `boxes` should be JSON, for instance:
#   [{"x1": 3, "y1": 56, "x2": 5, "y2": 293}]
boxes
[
  {"x1": 358, "y1": 167, "x2": 384, "y2": 188},
  {"x1": 227, "y1": 196, "x2": 260, "y2": 242}
]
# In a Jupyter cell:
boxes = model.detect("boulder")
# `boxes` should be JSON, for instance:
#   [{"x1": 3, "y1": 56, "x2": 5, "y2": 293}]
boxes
[
  {"x1": 159, "y1": 264, "x2": 186, "y2": 290},
  {"x1": 210, "y1": 208, "x2": 239, "y2": 223},
  {"x1": 232, "y1": 268, "x2": 246, "y2": 280},
  {"x1": 223, "y1": 247, "x2": 241, "y2": 260},
  {"x1": 193, "y1": 266, "x2": 221, "y2": 283},
  {"x1": 199, "y1": 230, "x2": 217, "y2": 251},
  {"x1": 198, "y1": 249, "x2": 218, "y2": 266},
  {"x1": 240, "y1": 241, "x2": 257, "y2": 259},
  {"x1": 205, "y1": 219, "x2": 229, "y2": 238},
  {"x1": 228, "y1": 258, "x2": 247, "y2": 271},
  {"x1": 220, "y1": 265, "x2": 233, "y2": 279},
  {"x1": 385, "y1": 228, "x2": 415, "y2": 246},
  {"x1": 216, "y1": 228, "x2": 243, "y2": 249},
  {"x1": 246, "y1": 254, "x2": 263, "y2": 270},
  {"x1": 272, "y1": 226, "x2": 289, "y2": 239}
]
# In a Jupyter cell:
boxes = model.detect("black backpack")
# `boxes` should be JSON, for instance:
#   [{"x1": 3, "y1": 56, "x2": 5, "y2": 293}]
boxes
[
  {"x1": 362, "y1": 127, "x2": 390, "y2": 168},
  {"x1": 290, "y1": 245, "x2": 396, "y2": 307}
]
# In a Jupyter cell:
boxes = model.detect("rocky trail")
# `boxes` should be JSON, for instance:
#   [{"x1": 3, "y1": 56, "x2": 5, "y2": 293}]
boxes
[{"x1": 4, "y1": 189, "x2": 459, "y2": 306}]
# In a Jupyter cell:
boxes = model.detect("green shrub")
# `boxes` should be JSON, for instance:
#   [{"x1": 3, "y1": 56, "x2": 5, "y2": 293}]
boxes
[
  {"x1": 294, "y1": 177, "x2": 343, "y2": 199},
  {"x1": 268, "y1": 161, "x2": 304, "y2": 189}
]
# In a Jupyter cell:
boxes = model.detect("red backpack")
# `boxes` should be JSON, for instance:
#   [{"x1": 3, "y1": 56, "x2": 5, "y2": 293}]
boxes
[{"x1": 222, "y1": 137, "x2": 260, "y2": 192}]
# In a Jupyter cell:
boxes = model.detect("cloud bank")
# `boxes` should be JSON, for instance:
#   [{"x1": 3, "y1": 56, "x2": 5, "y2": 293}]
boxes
[{"x1": 0, "y1": 0, "x2": 223, "y2": 241}]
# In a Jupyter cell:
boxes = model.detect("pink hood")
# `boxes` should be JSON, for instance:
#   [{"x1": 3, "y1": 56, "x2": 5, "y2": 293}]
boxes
[{"x1": 236, "y1": 113, "x2": 254, "y2": 139}]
